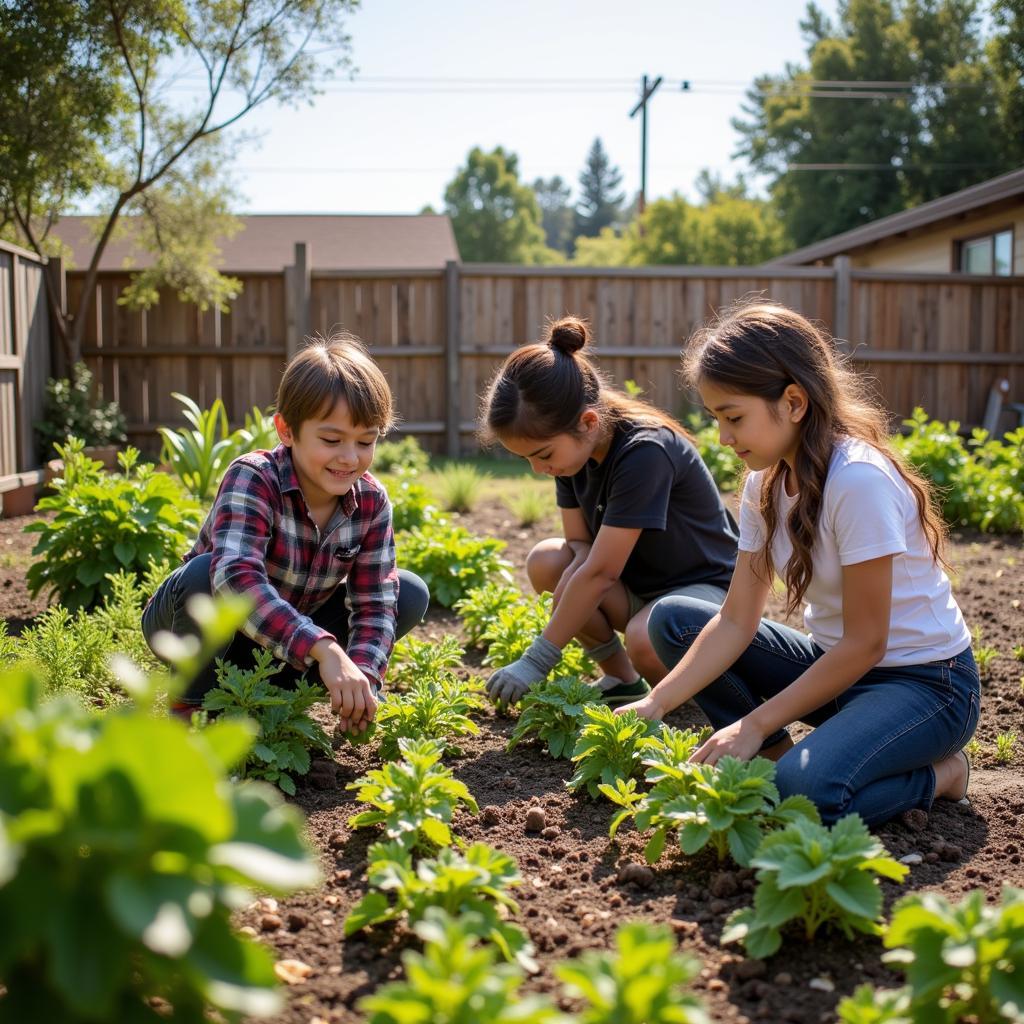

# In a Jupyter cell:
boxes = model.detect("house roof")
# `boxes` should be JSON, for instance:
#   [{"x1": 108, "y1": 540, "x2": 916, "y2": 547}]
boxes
[
  {"x1": 51, "y1": 213, "x2": 460, "y2": 272},
  {"x1": 769, "y1": 166, "x2": 1024, "y2": 266}
]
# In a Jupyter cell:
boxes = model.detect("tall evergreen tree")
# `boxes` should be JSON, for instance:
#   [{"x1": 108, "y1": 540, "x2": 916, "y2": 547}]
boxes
[
  {"x1": 733, "y1": 0, "x2": 1021, "y2": 248},
  {"x1": 575, "y1": 138, "x2": 626, "y2": 238}
]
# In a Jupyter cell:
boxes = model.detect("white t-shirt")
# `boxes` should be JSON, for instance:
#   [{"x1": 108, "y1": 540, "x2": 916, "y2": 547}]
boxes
[{"x1": 738, "y1": 437, "x2": 971, "y2": 667}]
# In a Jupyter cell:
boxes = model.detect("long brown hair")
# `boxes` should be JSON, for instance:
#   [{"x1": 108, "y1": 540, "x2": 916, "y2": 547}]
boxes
[
  {"x1": 480, "y1": 315, "x2": 691, "y2": 445},
  {"x1": 684, "y1": 301, "x2": 948, "y2": 615}
]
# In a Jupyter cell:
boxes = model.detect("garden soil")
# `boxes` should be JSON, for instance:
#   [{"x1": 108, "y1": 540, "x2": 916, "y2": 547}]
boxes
[{"x1": 1, "y1": 504, "x2": 1022, "y2": 1023}]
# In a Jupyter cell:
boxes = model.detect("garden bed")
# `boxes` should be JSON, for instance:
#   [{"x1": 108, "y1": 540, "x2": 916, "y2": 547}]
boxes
[{"x1": 2, "y1": 503, "x2": 1022, "y2": 1023}]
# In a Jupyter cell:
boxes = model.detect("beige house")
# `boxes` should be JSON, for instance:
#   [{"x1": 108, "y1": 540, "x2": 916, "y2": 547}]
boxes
[{"x1": 770, "y1": 167, "x2": 1024, "y2": 275}]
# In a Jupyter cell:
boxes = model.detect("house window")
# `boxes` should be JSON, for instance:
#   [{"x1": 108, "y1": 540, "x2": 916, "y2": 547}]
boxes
[{"x1": 956, "y1": 229, "x2": 1013, "y2": 275}]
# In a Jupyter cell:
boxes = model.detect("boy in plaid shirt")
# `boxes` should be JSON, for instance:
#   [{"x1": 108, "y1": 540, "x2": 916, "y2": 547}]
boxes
[{"x1": 143, "y1": 334, "x2": 429, "y2": 733}]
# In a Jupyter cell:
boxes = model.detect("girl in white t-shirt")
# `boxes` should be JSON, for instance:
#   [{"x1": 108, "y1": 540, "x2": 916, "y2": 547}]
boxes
[{"x1": 619, "y1": 301, "x2": 979, "y2": 825}]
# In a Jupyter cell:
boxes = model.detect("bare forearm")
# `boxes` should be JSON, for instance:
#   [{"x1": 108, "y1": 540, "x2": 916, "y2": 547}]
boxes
[
  {"x1": 647, "y1": 613, "x2": 756, "y2": 715},
  {"x1": 541, "y1": 566, "x2": 616, "y2": 648},
  {"x1": 747, "y1": 636, "x2": 883, "y2": 738}
]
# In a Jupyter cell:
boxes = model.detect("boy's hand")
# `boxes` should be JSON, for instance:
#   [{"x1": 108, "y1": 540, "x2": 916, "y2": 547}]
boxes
[{"x1": 311, "y1": 638, "x2": 378, "y2": 732}]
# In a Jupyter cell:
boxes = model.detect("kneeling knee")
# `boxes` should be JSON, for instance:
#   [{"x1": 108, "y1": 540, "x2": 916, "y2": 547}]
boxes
[{"x1": 774, "y1": 754, "x2": 851, "y2": 825}]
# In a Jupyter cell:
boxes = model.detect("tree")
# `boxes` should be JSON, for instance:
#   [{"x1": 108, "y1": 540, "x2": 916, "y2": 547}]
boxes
[
  {"x1": 0, "y1": 0, "x2": 357, "y2": 368},
  {"x1": 575, "y1": 138, "x2": 625, "y2": 238},
  {"x1": 443, "y1": 147, "x2": 554, "y2": 263},
  {"x1": 532, "y1": 176, "x2": 575, "y2": 255},
  {"x1": 733, "y1": 0, "x2": 1022, "y2": 248}
]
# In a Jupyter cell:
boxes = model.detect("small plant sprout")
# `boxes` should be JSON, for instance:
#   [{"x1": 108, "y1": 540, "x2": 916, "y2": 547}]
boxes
[
  {"x1": 507, "y1": 675, "x2": 601, "y2": 759},
  {"x1": 347, "y1": 736, "x2": 479, "y2": 852},
  {"x1": 435, "y1": 462, "x2": 491, "y2": 512},
  {"x1": 722, "y1": 813, "x2": 908, "y2": 957},
  {"x1": 965, "y1": 737, "x2": 983, "y2": 759},
  {"x1": 482, "y1": 592, "x2": 593, "y2": 679},
  {"x1": 995, "y1": 731, "x2": 1017, "y2": 764},
  {"x1": 882, "y1": 886, "x2": 1024, "y2": 1022},
  {"x1": 454, "y1": 581, "x2": 524, "y2": 647},
  {"x1": 387, "y1": 633, "x2": 465, "y2": 690},
  {"x1": 344, "y1": 840, "x2": 535, "y2": 970},
  {"x1": 567, "y1": 705, "x2": 660, "y2": 798},
  {"x1": 555, "y1": 921, "x2": 709, "y2": 1024},
  {"x1": 837, "y1": 984, "x2": 913, "y2": 1024},
  {"x1": 1013, "y1": 644, "x2": 1024, "y2": 662}
]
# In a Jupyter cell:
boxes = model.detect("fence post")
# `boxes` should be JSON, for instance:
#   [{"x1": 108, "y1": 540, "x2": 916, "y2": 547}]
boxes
[
  {"x1": 444, "y1": 260, "x2": 461, "y2": 457},
  {"x1": 833, "y1": 255, "x2": 851, "y2": 353},
  {"x1": 285, "y1": 242, "x2": 311, "y2": 361}
]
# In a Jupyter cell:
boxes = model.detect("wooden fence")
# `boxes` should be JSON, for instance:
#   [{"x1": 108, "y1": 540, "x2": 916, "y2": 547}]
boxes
[
  {"x1": 0, "y1": 239, "x2": 52, "y2": 476},
  {"x1": 59, "y1": 246, "x2": 1024, "y2": 460}
]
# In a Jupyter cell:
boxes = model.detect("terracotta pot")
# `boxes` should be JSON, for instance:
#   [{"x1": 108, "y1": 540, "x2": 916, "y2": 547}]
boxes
[
  {"x1": 0, "y1": 469, "x2": 47, "y2": 518},
  {"x1": 83, "y1": 445, "x2": 120, "y2": 471}
]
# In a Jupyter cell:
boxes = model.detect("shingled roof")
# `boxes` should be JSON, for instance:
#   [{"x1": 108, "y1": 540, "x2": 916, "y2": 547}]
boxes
[{"x1": 52, "y1": 213, "x2": 460, "y2": 272}]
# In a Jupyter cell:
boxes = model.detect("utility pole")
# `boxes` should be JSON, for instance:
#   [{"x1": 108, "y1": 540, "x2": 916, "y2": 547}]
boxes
[{"x1": 629, "y1": 74, "x2": 663, "y2": 217}]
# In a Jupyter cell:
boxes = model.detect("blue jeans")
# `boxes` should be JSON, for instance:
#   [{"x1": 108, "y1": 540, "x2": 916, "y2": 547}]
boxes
[
  {"x1": 142, "y1": 554, "x2": 430, "y2": 705},
  {"x1": 648, "y1": 597, "x2": 980, "y2": 826}
]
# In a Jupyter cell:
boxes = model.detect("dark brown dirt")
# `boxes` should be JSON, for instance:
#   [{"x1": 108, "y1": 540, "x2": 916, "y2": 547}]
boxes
[{"x1": 2, "y1": 504, "x2": 1022, "y2": 1024}]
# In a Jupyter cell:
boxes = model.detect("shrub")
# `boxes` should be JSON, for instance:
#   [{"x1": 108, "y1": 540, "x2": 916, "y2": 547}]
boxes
[
  {"x1": 481, "y1": 592, "x2": 594, "y2": 678},
  {"x1": 360, "y1": 909, "x2": 562, "y2": 1024},
  {"x1": 158, "y1": 393, "x2": 277, "y2": 502},
  {"x1": 374, "y1": 435, "x2": 431, "y2": 476},
  {"x1": 380, "y1": 474, "x2": 442, "y2": 532},
  {"x1": 344, "y1": 840, "x2": 534, "y2": 969},
  {"x1": 26, "y1": 441, "x2": 202, "y2": 611},
  {"x1": 882, "y1": 886, "x2": 1024, "y2": 1023},
  {"x1": 567, "y1": 705, "x2": 660, "y2": 798},
  {"x1": 507, "y1": 675, "x2": 601, "y2": 759},
  {"x1": 374, "y1": 674, "x2": 486, "y2": 760},
  {"x1": 396, "y1": 524, "x2": 513, "y2": 608},
  {"x1": 687, "y1": 413, "x2": 744, "y2": 492},
  {"x1": 504, "y1": 489, "x2": 553, "y2": 527},
  {"x1": 347, "y1": 737, "x2": 479, "y2": 852},
  {"x1": 722, "y1": 813, "x2": 908, "y2": 957},
  {"x1": 556, "y1": 921, "x2": 709, "y2": 1024},
  {"x1": 201, "y1": 649, "x2": 332, "y2": 795},
  {"x1": 434, "y1": 462, "x2": 491, "y2": 512},
  {"x1": 0, "y1": 634, "x2": 320, "y2": 1021},
  {"x1": 35, "y1": 361, "x2": 126, "y2": 460},
  {"x1": 454, "y1": 582, "x2": 524, "y2": 647}
]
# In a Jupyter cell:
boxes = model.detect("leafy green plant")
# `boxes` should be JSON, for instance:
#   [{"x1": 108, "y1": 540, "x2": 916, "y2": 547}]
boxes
[
  {"x1": 555, "y1": 921, "x2": 708, "y2": 1024},
  {"x1": 567, "y1": 705, "x2": 660, "y2": 798},
  {"x1": 686, "y1": 412, "x2": 744, "y2": 492},
  {"x1": 374, "y1": 435, "x2": 431, "y2": 476},
  {"x1": 482, "y1": 592, "x2": 593, "y2": 678},
  {"x1": 1013, "y1": 644, "x2": 1024, "y2": 663},
  {"x1": 454, "y1": 581, "x2": 524, "y2": 647},
  {"x1": 505, "y1": 489, "x2": 553, "y2": 527},
  {"x1": 600, "y1": 725, "x2": 711, "y2": 864},
  {"x1": 996, "y1": 731, "x2": 1017, "y2": 764},
  {"x1": 347, "y1": 737, "x2": 479, "y2": 852},
  {"x1": 387, "y1": 633, "x2": 465, "y2": 690},
  {"x1": 202, "y1": 648, "x2": 332, "y2": 795},
  {"x1": 965, "y1": 737, "x2": 983, "y2": 759},
  {"x1": 396, "y1": 524, "x2": 513, "y2": 608},
  {"x1": 837, "y1": 985, "x2": 913, "y2": 1024},
  {"x1": 507, "y1": 675, "x2": 601, "y2": 759},
  {"x1": 0, "y1": 605, "x2": 320, "y2": 1023},
  {"x1": 344, "y1": 839, "x2": 534, "y2": 969},
  {"x1": 26, "y1": 440, "x2": 202, "y2": 611},
  {"x1": 974, "y1": 645, "x2": 999, "y2": 678},
  {"x1": 434, "y1": 462, "x2": 491, "y2": 512},
  {"x1": 374, "y1": 674, "x2": 487, "y2": 759},
  {"x1": 35, "y1": 361, "x2": 127, "y2": 459},
  {"x1": 157, "y1": 392, "x2": 276, "y2": 502},
  {"x1": 882, "y1": 886, "x2": 1024, "y2": 1023},
  {"x1": 359, "y1": 909, "x2": 563, "y2": 1024},
  {"x1": 722, "y1": 813, "x2": 908, "y2": 957},
  {"x1": 660, "y1": 755, "x2": 820, "y2": 867},
  {"x1": 380, "y1": 474, "x2": 443, "y2": 532}
]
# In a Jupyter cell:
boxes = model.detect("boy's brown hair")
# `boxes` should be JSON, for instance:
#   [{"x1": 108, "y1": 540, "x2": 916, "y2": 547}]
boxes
[{"x1": 276, "y1": 333, "x2": 394, "y2": 435}]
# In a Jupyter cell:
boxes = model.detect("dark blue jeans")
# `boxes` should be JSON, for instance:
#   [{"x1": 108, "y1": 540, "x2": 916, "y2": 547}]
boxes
[
  {"x1": 648, "y1": 596, "x2": 981, "y2": 826},
  {"x1": 142, "y1": 553, "x2": 430, "y2": 705}
]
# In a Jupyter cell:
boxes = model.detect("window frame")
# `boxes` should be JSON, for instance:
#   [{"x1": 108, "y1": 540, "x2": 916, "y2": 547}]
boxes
[{"x1": 952, "y1": 225, "x2": 1015, "y2": 276}]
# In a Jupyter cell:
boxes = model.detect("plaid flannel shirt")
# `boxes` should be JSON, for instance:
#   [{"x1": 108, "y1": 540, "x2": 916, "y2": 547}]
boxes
[{"x1": 184, "y1": 445, "x2": 399, "y2": 685}]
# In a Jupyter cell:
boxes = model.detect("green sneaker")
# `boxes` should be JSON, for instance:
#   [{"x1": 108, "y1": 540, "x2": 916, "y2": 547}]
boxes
[{"x1": 593, "y1": 676, "x2": 651, "y2": 707}]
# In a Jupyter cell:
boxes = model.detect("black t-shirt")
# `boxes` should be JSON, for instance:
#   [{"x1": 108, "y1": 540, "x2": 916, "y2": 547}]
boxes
[{"x1": 555, "y1": 421, "x2": 738, "y2": 599}]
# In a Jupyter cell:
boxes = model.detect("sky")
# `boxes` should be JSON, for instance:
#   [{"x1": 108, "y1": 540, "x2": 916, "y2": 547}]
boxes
[{"x1": 165, "y1": 0, "x2": 841, "y2": 216}]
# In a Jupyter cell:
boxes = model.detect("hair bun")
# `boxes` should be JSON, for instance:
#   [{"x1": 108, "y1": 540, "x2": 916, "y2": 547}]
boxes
[{"x1": 548, "y1": 316, "x2": 589, "y2": 355}]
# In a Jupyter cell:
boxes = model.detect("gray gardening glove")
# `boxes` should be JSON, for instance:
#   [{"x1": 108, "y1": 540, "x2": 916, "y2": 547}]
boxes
[{"x1": 485, "y1": 635, "x2": 562, "y2": 707}]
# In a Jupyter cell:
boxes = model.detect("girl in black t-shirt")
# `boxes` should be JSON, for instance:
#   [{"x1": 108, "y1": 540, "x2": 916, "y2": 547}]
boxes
[{"x1": 479, "y1": 316, "x2": 739, "y2": 707}]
